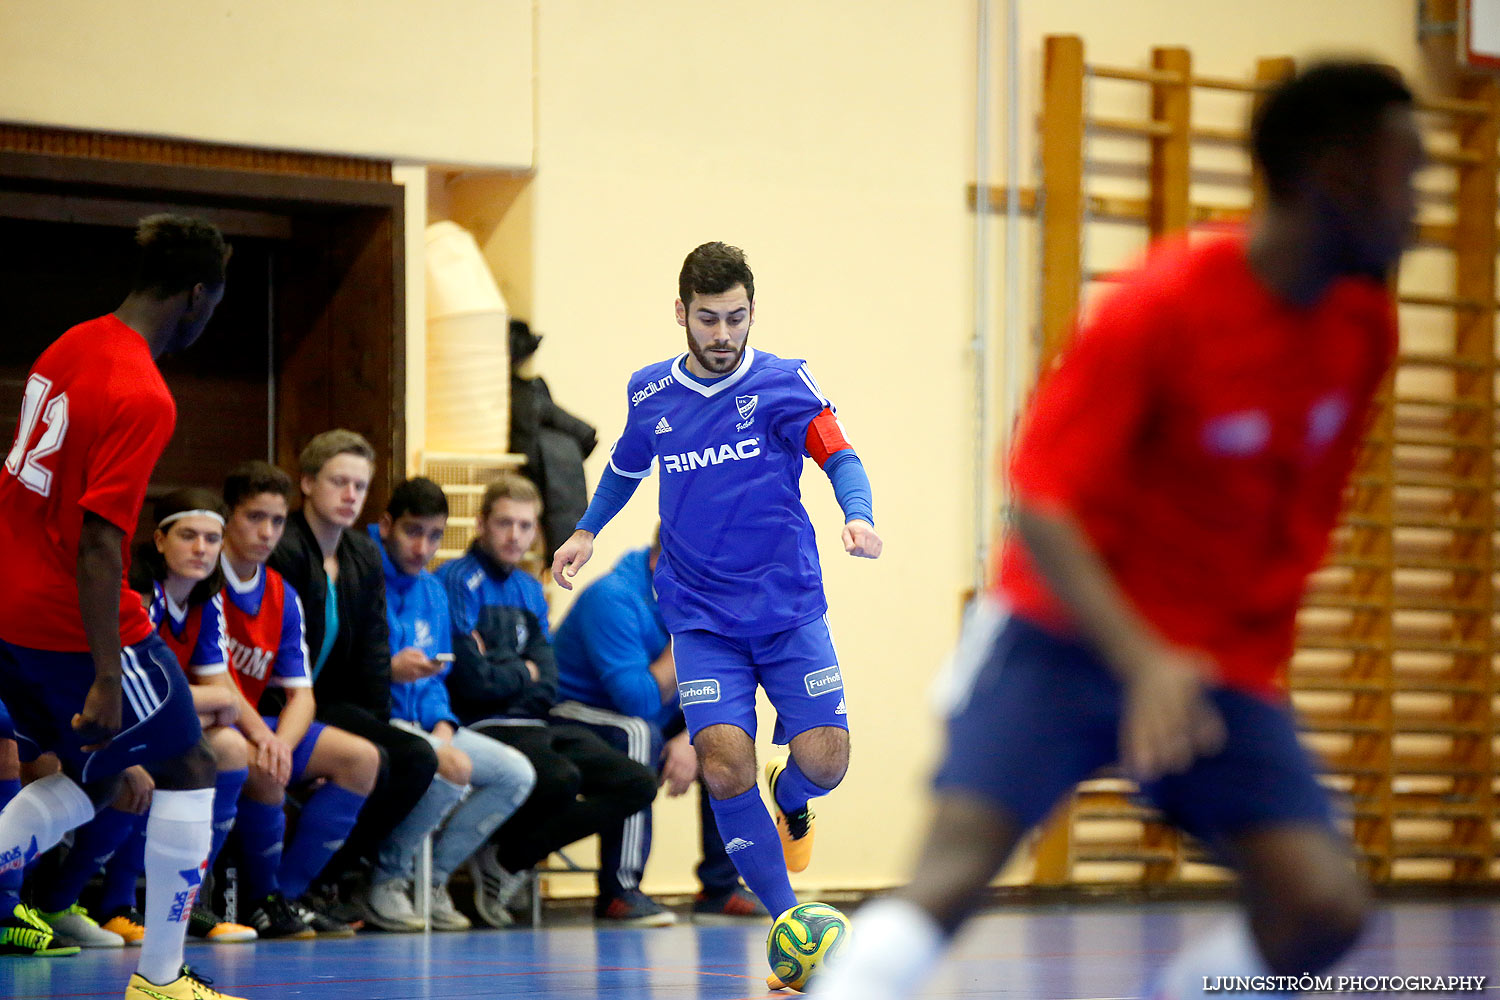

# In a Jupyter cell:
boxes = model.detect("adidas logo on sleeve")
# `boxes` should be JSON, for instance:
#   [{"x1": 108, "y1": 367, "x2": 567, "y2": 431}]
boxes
[{"x1": 654, "y1": 417, "x2": 673, "y2": 435}]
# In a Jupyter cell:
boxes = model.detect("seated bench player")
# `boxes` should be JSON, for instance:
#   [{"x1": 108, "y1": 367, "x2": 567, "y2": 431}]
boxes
[
  {"x1": 269, "y1": 431, "x2": 439, "y2": 925},
  {"x1": 218, "y1": 461, "x2": 379, "y2": 938},
  {"x1": 440, "y1": 474, "x2": 659, "y2": 926},
  {"x1": 364, "y1": 476, "x2": 536, "y2": 930}
]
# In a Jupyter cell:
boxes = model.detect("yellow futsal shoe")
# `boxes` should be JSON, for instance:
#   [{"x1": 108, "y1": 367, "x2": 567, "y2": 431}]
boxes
[
  {"x1": 124, "y1": 965, "x2": 247, "y2": 1000},
  {"x1": 764, "y1": 758, "x2": 816, "y2": 873},
  {"x1": 766, "y1": 973, "x2": 798, "y2": 992}
]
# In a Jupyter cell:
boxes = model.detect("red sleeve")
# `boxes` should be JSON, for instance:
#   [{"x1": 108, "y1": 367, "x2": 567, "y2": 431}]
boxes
[
  {"x1": 804, "y1": 408, "x2": 854, "y2": 468},
  {"x1": 1010, "y1": 287, "x2": 1164, "y2": 513},
  {"x1": 78, "y1": 389, "x2": 174, "y2": 532}
]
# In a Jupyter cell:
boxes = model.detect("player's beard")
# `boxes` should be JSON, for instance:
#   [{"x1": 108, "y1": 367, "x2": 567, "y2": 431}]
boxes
[{"x1": 686, "y1": 332, "x2": 746, "y2": 376}]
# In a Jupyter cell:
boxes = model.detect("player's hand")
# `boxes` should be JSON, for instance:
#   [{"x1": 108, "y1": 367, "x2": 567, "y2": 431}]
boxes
[
  {"x1": 392, "y1": 646, "x2": 440, "y2": 683},
  {"x1": 551, "y1": 530, "x2": 596, "y2": 590},
  {"x1": 254, "y1": 734, "x2": 295, "y2": 787},
  {"x1": 660, "y1": 731, "x2": 697, "y2": 797},
  {"x1": 73, "y1": 675, "x2": 123, "y2": 751},
  {"x1": 524, "y1": 659, "x2": 541, "y2": 683},
  {"x1": 842, "y1": 519, "x2": 882, "y2": 559},
  {"x1": 113, "y1": 766, "x2": 155, "y2": 815},
  {"x1": 1118, "y1": 645, "x2": 1226, "y2": 781}
]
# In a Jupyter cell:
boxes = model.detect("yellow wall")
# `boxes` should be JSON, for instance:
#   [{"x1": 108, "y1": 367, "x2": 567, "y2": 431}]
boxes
[
  {"x1": 0, "y1": 0, "x2": 534, "y2": 167},
  {"x1": 3, "y1": 0, "x2": 1451, "y2": 896}
]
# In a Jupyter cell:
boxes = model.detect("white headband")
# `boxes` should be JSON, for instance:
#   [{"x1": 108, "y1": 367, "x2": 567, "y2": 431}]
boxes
[{"x1": 158, "y1": 508, "x2": 225, "y2": 529}]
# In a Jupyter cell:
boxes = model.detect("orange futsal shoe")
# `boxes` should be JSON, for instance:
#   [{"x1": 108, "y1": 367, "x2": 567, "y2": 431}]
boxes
[{"x1": 764, "y1": 758, "x2": 815, "y2": 873}]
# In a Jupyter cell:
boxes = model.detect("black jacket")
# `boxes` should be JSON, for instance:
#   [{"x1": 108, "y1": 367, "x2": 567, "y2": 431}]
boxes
[
  {"x1": 510, "y1": 374, "x2": 596, "y2": 562},
  {"x1": 268, "y1": 511, "x2": 393, "y2": 721},
  {"x1": 439, "y1": 541, "x2": 558, "y2": 725}
]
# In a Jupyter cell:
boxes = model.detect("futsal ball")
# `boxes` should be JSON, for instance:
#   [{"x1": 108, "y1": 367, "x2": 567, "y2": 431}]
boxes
[{"x1": 766, "y1": 901, "x2": 850, "y2": 991}]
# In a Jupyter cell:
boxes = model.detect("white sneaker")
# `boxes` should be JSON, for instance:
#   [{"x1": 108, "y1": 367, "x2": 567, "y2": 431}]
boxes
[
  {"x1": 38, "y1": 903, "x2": 125, "y2": 948},
  {"x1": 363, "y1": 878, "x2": 425, "y2": 932},
  {"x1": 428, "y1": 883, "x2": 471, "y2": 931},
  {"x1": 468, "y1": 846, "x2": 524, "y2": 928}
]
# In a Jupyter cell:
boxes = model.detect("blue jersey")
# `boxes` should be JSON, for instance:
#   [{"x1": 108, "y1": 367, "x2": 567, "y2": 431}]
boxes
[{"x1": 607, "y1": 347, "x2": 832, "y2": 637}]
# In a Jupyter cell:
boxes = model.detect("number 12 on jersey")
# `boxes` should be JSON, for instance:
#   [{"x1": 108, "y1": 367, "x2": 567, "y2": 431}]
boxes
[{"x1": 5, "y1": 373, "x2": 70, "y2": 497}]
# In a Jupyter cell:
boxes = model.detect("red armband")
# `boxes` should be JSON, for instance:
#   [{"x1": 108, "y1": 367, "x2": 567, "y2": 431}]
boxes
[{"x1": 805, "y1": 408, "x2": 853, "y2": 468}]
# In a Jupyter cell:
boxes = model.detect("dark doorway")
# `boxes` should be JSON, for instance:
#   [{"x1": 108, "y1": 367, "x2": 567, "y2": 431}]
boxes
[
  {"x1": 0, "y1": 148, "x2": 405, "y2": 537},
  {"x1": 0, "y1": 216, "x2": 276, "y2": 500}
]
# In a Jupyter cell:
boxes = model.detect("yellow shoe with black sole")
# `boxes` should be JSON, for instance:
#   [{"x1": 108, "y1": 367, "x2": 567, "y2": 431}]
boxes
[
  {"x1": 124, "y1": 964, "x2": 247, "y2": 1000},
  {"x1": 764, "y1": 758, "x2": 816, "y2": 873}
]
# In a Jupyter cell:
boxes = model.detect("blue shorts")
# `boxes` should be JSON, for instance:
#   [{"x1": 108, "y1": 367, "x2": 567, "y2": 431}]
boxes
[
  {"x1": 262, "y1": 715, "x2": 328, "y2": 784},
  {"x1": 0, "y1": 697, "x2": 12, "y2": 741},
  {"x1": 932, "y1": 605, "x2": 1334, "y2": 853},
  {"x1": 672, "y1": 616, "x2": 849, "y2": 745},
  {"x1": 0, "y1": 632, "x2": 203, "y2": 784}
]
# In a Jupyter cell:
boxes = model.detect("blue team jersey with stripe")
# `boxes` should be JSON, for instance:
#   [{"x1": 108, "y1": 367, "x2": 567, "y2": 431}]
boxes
[{"x1": 607, "y1": 347, "x2": 832, "y2": 637}]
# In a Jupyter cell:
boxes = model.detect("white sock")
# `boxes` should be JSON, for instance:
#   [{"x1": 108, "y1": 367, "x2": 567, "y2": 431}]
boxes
[
  {"x1": 0, "y1": 773, "x2": 94, "y2": 883},
  {"x1": 810, "y1": 898, "x2": 945, "y2": 1000},
  {"x1": 1151, "y1": 917, "x2": 1273, "y2": 999},
  {"x1": 136, "y1": 788, "x2": 212, "y2": 986}
]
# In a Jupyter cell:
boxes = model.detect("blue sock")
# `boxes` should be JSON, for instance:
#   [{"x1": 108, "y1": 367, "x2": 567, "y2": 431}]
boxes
[
  {"x1": 209, "y1": 768, "x2": 249, "y2": 869},
  {"x1": 278, "y1": 784, "x2": 365, "y2": 899},
  {"x1": 0, "y1": 777, "x2": 19, "y2": 915},
  {"x1": 708, "y1": 787, "x2": 797, "y2": 917},
  {"x1": 98, "y1": 814, "x2": 147, "y2": 916},
  {"x1": 35, "y1": 806, "x2": 138, "y2": 914},
  {"x1": 235, "y1": 798, "x2": 286, "y2": 901},
  {"x1": 773, "y1": 756, "x2": 833, "y2": 816}
]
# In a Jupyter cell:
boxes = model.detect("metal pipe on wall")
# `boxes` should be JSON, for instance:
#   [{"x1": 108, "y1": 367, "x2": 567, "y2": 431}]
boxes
[{"x1": 970, "y1": 0, "x2": 994, "y2": 592}]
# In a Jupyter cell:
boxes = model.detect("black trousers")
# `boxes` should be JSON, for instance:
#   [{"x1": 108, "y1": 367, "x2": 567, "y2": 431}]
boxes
[
  {"x1": 315, "y1": 703, "x2": 438, "y2": 870},
  {"x1": 471, "y1": 720, "x2": 656, "y2": 876}
]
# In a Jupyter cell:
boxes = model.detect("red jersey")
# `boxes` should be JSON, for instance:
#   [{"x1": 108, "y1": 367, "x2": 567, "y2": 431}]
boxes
[
  {"x1": 0, "y1": 316, "x2": 175, "y2": 650},
  {"x1": 146, "y1": 581, "x2": 229, "y2": 679},
  {"x1": 996, "y1": 231, "x2": 1396, "y2": 696},
  {"x1": 220, "y1": 560, "x2": 311, "y2": 707}
]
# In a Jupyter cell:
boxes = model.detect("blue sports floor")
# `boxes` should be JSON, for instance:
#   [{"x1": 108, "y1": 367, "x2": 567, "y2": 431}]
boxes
[{"x1": 2, "y1": 899, "x2": 1495, "y2": 999}]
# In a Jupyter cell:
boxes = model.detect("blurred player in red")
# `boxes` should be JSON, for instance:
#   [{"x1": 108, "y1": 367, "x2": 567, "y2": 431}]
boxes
[
  {"x1": 814, "y1": 62, "x2": 1422, "y2": 1000},
  {"x1": 0, "y1": 215, "x2": 245, "y2": 999}
]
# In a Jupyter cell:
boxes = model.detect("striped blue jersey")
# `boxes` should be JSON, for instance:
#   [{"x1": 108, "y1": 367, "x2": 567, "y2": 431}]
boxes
[{"x1": 607, "y1": 347, "x2": 832, "y2": 637}]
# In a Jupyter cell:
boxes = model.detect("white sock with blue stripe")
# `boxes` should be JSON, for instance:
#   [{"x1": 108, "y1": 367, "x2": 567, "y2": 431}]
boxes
[{"x1": 0, "y1": 773, "x2": 94, "y2": 899}]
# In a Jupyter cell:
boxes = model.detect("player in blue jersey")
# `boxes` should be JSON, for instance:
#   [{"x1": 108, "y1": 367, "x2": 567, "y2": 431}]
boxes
[{"x1": 553, "y1": 242, "x2": 880, "y2": 987}]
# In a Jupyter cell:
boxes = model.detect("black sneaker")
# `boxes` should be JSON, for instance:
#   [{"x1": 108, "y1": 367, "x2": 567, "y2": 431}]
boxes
[
  {"x1": 691, "y1": 886, "x2": 770, "y2": 924},
  {"x1": 247, "y1": 893, "x2": 315, "y2": 941},
  {"x1": 594, "y1": 889, "x2": 677, "y2": 928},
  {"x1": 294, "y1": 896, "x2": 356, "y2": 938},
  {"x1": 301, "y1": 882, "x2": 365, "y2": 927}
]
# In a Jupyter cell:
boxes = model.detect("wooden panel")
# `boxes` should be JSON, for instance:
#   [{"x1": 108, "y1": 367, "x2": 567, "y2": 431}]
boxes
[
  {"x1": 1038, "y1": 35, "x2": 1086, "y2": 366},
  {"x1": 1148, "y1": 47, "x2": 1192, "y2": 238},
  {"x1": 274, "y1": 207, "x2": 405, "y2": 517},
  {"x1": 0, "y1": 124, "x2": 390, "y2": 183}
]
